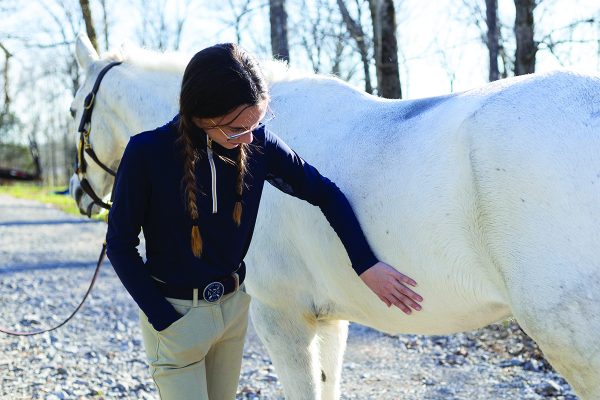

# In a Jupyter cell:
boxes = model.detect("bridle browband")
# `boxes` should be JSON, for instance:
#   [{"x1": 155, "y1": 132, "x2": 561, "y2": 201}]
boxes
[{"x1": 76, "y1": 61, "x2": 122, "y2": 210}]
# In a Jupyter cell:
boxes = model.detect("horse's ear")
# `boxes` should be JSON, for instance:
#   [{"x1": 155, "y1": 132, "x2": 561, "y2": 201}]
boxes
[{"x1": 75, "y1": 33, "x2": 99, "y2": 69}]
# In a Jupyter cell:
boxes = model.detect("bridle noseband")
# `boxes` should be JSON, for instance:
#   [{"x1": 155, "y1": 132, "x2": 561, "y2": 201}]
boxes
[{"x1": 76, "y1": 61, "x2": 122, "y2": 211}]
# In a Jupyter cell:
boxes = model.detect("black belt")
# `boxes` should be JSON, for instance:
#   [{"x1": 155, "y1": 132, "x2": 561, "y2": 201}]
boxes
[{"x1": 153, "y1": 262, "x2": 246, "y2": 302}]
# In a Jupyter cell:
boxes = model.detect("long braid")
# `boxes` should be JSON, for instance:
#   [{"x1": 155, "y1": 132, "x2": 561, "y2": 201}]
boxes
[
  {"x1": 233, "y1": 143, "x2": 248, "y2": 225},
  {"x1": 177, "y1": 117, "x2": 203, "y2": 257},
  {"x1": 177, "y1": 42, "x2": 268, "y2": 258}
]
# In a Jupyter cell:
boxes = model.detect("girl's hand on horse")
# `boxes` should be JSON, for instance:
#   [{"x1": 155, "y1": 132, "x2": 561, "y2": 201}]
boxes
[{"x1": 359, "y1": 261, "x2": 423, "y2": 314}]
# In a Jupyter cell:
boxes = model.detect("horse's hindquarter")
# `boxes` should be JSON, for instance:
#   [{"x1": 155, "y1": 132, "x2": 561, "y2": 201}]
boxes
[{"x1": 464, "y1": 72, "x2": 600, "y2": 331}]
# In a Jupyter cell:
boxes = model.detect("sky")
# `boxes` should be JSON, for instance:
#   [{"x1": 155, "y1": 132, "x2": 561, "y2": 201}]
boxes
[
  {"x1": 105, "y1": 0, "x2": 598, "y2": 98},
  {"x1": 1, "y1": 0, "x2": 599, "y2": 144}
]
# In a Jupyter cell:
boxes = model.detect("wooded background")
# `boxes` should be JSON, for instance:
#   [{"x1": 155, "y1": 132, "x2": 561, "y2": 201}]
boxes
[{"x1": 0, "y1": 0, "x2": 598, "y2": 186}]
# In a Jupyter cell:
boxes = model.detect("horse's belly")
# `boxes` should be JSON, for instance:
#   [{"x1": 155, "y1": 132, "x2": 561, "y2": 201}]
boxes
[{"x1": 247, "y1": 184, "x2": 511, "y2": 335}]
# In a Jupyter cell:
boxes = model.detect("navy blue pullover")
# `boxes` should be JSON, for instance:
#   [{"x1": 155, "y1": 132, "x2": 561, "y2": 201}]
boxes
[{"x1": 106, "y1": 115, "x2": 378, "y2": 331}]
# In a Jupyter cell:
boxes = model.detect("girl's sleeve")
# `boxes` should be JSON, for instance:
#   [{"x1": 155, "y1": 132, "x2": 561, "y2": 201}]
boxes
[
  {"x1": 105, "y1": 135, "x2": 180, "y2": 331},
  {"x1": 264, "y1": 128, "x2": 378, "y2": 275}
]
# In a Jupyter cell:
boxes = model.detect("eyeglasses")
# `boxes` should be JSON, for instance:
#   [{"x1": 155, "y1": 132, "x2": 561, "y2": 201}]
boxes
[{"x1": 207, "y1": 106, "x2": 276, "y2": 141}]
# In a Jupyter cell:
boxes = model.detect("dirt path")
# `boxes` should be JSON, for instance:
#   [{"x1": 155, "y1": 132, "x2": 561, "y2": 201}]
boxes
[{"x1": 0, "y1": 194, "x2": 577, "y2": 399}]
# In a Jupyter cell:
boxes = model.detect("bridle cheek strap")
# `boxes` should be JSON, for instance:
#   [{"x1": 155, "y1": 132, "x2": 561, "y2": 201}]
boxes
[{"x1": 76, "y1": 61, "x2": 122, "y2": 211}]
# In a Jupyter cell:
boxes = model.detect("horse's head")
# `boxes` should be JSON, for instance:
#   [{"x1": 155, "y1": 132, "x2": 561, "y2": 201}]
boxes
[
  {"x1": 69, "y1": 34, "x2": 182, "y2": 217},
  {"x1": 69, "y1": 34, "x2": 124, "y2": 217}
]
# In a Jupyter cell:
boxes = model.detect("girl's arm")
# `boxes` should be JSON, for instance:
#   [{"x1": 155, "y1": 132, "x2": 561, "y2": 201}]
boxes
[{"x1": 105, "y1": 135, "x2": 181, "y2": 331}]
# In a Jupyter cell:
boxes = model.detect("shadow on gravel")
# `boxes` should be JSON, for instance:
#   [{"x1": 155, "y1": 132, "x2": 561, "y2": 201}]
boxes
[
  {"x1": 0, "y1": 219, "x2": 101, "y2": 227},
  {"x1": 0, "y1": 261, "x2": 101, "y2": 274},
  {"x1": 0, "y1": 204, "x2": 57, "y2": 210}
]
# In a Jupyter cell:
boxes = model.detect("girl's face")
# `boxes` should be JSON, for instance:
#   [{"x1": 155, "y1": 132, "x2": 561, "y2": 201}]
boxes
[{"x1": 192, "y1": 100, "x2": 268, "y2": 149}]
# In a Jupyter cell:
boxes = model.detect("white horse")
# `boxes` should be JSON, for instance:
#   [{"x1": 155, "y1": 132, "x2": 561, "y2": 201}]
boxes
[{"x1": 70, "y1": 35, "x2": 600, "y2": 399}]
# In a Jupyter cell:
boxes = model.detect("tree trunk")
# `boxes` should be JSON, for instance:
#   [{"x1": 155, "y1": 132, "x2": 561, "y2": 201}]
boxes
[
  {"x1": 369, "y1": 0, "x2": 402, "y2": 99},
  {"x1": 0, "y1": 43, "x2": 11, "y2": 129},
  {"x1": 79, "y1": 0, "x2": 99, "y2": 52},
  {"x1": 337, "y1": 0, "x2": 373, "y2": 94},
  {"x1": 50, "y1": 139, "x2": 57, "y2": 187},
  {"x1": 486, "y1": 0, "x2": 500, "y2": 81},
  {"x1": 269, "y1": 0, "x2": 290, "y2": 63},
  {"x1": 99, "y1": 0, "x2": 110, "y2": 51},
  {"x1": 28, "y1": 120, "x2": 42, "y2": 180},
  {"x1": 514, "y1": 0, "x2": 537, "y2": 75}
]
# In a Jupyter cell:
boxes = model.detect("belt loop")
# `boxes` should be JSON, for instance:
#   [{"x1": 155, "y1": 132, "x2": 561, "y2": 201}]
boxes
[{"x1": 193, "y1": 288, "x2": 199, "y2": 306}]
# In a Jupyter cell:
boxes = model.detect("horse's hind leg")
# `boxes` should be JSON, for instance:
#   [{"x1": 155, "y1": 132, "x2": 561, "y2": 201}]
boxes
[
  {"x1": 316, "y1": 320, "x2": 348, "y2": 400},
  {"x1": 250, "y1": 299, "x2": 321, "y2": 400},
  {"x1": 508, "y1": 266, "x2": 600, "y2": 399}
]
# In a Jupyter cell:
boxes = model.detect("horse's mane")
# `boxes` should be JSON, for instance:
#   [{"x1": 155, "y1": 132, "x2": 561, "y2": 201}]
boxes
[{"x1": 99, "y1": 42, "x2": 319, "y2": 87}]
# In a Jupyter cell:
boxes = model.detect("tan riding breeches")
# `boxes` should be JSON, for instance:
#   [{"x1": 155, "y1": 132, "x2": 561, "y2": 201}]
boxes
[{"x1": 138, "y1": 284, "x2": 251, "y2": 400}]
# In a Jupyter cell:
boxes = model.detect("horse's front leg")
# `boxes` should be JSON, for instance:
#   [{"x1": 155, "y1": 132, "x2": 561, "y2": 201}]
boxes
[{"x1": 250, "y1": 298, "x2": 322, "y2": 400}]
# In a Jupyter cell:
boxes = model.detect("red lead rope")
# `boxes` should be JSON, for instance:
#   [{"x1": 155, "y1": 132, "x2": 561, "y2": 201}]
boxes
[{"x1": 0, "y1": 242, "x2": 107, "y2": 336}]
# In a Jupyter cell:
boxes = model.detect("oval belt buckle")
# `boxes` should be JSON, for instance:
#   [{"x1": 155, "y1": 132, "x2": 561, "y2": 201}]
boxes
[{"x1": 203, "y1": 282, "x2": 225, "y2": 302}]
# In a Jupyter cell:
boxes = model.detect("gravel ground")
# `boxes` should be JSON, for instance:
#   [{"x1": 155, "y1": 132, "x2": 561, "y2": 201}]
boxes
[{"x1": 0, "y1": 194, "x2": 579, "y2": 400}]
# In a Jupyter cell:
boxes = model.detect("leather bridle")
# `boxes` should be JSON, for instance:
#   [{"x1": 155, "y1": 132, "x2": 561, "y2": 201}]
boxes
[
  {"x1": 0, "y1": 61, "x2": 121, "y2": 336},
  {"x1": 76, "y1": 61, "x2": 122, "y2": 211}
]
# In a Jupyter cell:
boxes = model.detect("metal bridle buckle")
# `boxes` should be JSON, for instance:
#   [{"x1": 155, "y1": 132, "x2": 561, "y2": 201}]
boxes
[
  {"x1": 203, "y1": 282, "x2": 225, "y2": 302},
  {"x1": 84, "y1": 92, "x2": 95, "y2": 110}
]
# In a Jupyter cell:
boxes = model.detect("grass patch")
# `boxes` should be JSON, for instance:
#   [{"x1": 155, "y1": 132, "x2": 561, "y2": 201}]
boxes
[{"x1": 0, "y1": 183, "x2": 106, "y2": 221}]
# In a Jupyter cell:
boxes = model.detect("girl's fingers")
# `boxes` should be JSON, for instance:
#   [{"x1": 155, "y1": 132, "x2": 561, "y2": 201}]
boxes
[
  {"x1": 387, "y1": 292, "x2": 412, "y2": 314},
  {"x1": 393, "y1": 271, "x2": 417, "y2": 287},
  {"x1": 393, "y1": 279, "x2": 423, "y2": 303},
  {"x1": 392, "y1": 287, "x2": 422, "y2": 311}
]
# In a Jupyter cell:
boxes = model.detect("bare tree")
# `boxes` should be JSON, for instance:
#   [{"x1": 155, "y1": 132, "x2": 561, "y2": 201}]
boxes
[
  {"x1": 460, "y1": 0, "x2": 510, "y2": 80},
  {"x1": 486, "y1": 0, "x2": 500, "y2": 81},
  {"x1": 99, "y1": 0, "x2": 110, "y2": 51},
  {"x1": 368, "y1": 0, "x2": 401, "y2": 98},
  {"x1": 537, "y1": 16, "x2": 598, "y2": 65},
  {"x1": 136, "y1": 0, "x2": 191, "y2": 51},
  {"x1": 330, "y1": 30, "x2": 353, "y2": 78},
  {"x1": 270, "y1": 0, "x2": 290, "y2": 62},
  {"x1": 465, "y1": 0, "x2": 598, "y2": 77},
  {"x1": 0, "y1": 42, "x2": 12, "y2": 130},
  {"x1": 16, "y1": 0, "x2": 85, "y2": 184},
  {"x1": 298, "y1": 0, "x2": 326, "y2": 73},
  {"x1": 223, "y1": 0, "x2": 255, "y2": 45},
  {"x1": 293, "y1": 0, "x2": 351, "y2": 78},
  {"x1": 78, "y1": 0, "x2": 98, "y2": 52},
  {"x1": 337, "y1": 0, "x2": 373, "y2": 93},
  {"x1": 514, "y1": 0, "x2": 537, "y2": 75}
]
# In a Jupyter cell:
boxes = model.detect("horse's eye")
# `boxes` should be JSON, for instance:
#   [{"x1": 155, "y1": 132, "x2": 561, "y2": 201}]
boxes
[{"x1": 70, "y1": 107, "x2": 76, "y2": 118}]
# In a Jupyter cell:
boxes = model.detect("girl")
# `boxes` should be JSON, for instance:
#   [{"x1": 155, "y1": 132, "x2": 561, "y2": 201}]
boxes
[{"x1": 106, "y1": 43, "x2": 422, "y2": 400}]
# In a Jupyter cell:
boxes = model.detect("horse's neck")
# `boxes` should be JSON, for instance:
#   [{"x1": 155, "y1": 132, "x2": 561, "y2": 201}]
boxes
[{"x1": 108, "y1": 64, "x2": 183, "y2": 148}]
